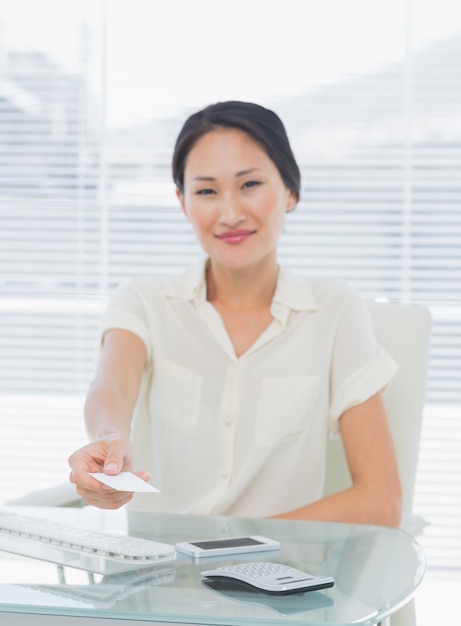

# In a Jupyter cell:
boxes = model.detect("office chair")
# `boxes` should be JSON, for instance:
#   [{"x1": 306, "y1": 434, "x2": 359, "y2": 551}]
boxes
[{"x1": 323, "y1": 300, "x2": 432, "y2": 626}]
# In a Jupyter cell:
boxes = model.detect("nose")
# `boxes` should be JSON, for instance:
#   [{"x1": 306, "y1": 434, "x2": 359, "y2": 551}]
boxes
[{"x1": 218, "y1": 192, "x2": 246, "y2": 226}]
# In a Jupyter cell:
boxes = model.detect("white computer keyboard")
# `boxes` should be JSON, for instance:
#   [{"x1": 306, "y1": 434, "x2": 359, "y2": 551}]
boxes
[{"x1": 0, "y1": 511, "x2": 176, "y2": 575}]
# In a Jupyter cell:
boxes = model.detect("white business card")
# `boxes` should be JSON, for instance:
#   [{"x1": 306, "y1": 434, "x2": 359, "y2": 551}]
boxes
[{"x1": 89, "y1": 472, "x2": 160, "y2": 493}]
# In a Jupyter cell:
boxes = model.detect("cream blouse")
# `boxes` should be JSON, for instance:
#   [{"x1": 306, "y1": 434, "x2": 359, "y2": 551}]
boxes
[{"x1": 100, "y1": 259, "x2": 398, "y2": 517}]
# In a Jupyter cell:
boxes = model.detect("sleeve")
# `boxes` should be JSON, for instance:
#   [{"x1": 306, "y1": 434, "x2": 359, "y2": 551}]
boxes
[
  {"x1": 99, "y1": 278, "x2": 153, "y2": 361},
  {"x1": 328, "y1": 287, "x2": 399, "y2": 436}
]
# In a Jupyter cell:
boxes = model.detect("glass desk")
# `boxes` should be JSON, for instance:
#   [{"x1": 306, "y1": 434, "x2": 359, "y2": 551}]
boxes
[{"x1": 0, "y1": 506, "x2": 425, "y2": 626}]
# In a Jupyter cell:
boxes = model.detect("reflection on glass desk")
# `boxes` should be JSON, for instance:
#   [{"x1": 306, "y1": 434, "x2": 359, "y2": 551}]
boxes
[{"x1": 0, "y1": 506, "x2": 425, "y2": 626}]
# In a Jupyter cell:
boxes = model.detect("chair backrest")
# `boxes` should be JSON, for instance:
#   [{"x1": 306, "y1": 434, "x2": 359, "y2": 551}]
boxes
[{"x1": 323, "y1": 301, "x2": 432, "y2": 519}]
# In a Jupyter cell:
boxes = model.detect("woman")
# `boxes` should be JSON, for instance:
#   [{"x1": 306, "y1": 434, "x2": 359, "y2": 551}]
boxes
[{"x1": 68, "y1": 101, "x2": 402, "y2": 526}]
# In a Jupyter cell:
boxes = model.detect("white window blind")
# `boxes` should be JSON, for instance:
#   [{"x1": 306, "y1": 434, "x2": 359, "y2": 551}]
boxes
[{"x1": 0, "y1": 0, "x2": 460, "y2": 572}]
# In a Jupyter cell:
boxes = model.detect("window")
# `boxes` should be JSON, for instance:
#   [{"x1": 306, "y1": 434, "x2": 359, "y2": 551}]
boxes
[{"x1": 0, "y1": 0, "x2": 460, "y2": 572}]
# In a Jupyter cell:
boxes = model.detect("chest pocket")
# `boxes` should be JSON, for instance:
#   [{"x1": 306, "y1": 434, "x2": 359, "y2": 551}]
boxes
[
  {"x1": 151, "y1": 358, "x2": 202, "y2": 436},
  {"x1": 255, "y1": 375, "x2": 321, "y2": 445}
]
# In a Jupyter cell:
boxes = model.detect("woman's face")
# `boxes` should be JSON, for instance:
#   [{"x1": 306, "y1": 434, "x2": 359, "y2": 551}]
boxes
[{"x1": 176, "y1": 128, "x2": 297, "y2": 272}]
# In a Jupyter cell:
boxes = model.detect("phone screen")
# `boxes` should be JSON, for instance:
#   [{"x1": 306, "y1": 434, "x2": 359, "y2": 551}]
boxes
[{"x1": 190, "y1": 537, "x2": 264, "y2": 550}]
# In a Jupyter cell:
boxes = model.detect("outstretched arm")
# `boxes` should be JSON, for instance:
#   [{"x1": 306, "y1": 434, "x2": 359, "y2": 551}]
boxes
[{"x1": 68, "y1": 328, "x2": 149, "y2": 509}]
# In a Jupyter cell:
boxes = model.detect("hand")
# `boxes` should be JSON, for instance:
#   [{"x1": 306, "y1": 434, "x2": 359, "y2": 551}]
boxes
[{"x1": 68, "y1": 434, "x2": 150, "y2": 509}]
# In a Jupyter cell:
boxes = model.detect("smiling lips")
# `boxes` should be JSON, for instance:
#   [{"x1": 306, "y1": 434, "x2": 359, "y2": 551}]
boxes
[{"x1": 215, "y1": 229, "x2": 256, "y2": 244}]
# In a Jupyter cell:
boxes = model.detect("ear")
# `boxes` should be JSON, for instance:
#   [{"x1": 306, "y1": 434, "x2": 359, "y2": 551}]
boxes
[
  {"x1": 176, "y1": 187, "x2": 189, "y2": 219},
  {"x1": 285, "y1": 190, "x2": 298, "y2": 213}
]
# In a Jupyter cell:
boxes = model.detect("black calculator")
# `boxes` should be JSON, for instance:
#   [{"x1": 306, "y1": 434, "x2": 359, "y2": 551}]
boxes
[{"x1": 201, "y1": 562, "x2": 335, "y2": 595}]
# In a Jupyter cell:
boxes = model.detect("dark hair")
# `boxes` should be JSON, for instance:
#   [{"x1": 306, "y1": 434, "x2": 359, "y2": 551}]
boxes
[{"x1": 172, "y1": 101, "x2": 301, "y2": 201}]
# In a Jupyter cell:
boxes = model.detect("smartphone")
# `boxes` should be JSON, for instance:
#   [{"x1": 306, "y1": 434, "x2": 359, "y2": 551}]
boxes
[{"x1": 175, "y1": 535, "x2": 280, "y2": 559}]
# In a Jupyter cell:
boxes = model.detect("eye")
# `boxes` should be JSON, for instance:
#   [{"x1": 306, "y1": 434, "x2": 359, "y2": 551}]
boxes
[
  {"x1": 196, "y1": 188, "x2": 216, "y2": 196},
  {"x1": 242, "y1": 180, "x2": 262, "y2": 190}
]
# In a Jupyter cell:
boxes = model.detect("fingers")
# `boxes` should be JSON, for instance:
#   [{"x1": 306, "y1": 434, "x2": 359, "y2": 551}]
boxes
[
  {"x1": 68, "y1": 438, "x2": 130, "y2": 477},
  {"x1": 68, "y1": 438, "x2": 150, "y2": 510},
  {"x1": 68, "y1": 466, "x2": 135, "y2": 509},
  {"x1": 102, "y1": 437, "x2": 130, "y2": 475},
  {"x1": 135, "y1": 470, "x2": 152, "y2": 483},
  {"x1": 74, "y1": 481, "x2": 134, "y2": 509}
]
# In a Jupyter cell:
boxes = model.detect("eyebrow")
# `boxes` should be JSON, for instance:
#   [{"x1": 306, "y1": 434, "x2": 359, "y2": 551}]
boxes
[{"x1": 192, "y1": 168, "x2": 263, "y2": 182}]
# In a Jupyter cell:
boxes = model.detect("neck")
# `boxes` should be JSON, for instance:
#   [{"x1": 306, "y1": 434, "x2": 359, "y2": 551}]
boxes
[{"x1": 206, "y1": 258, "x2": 278, "y2": 311}]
